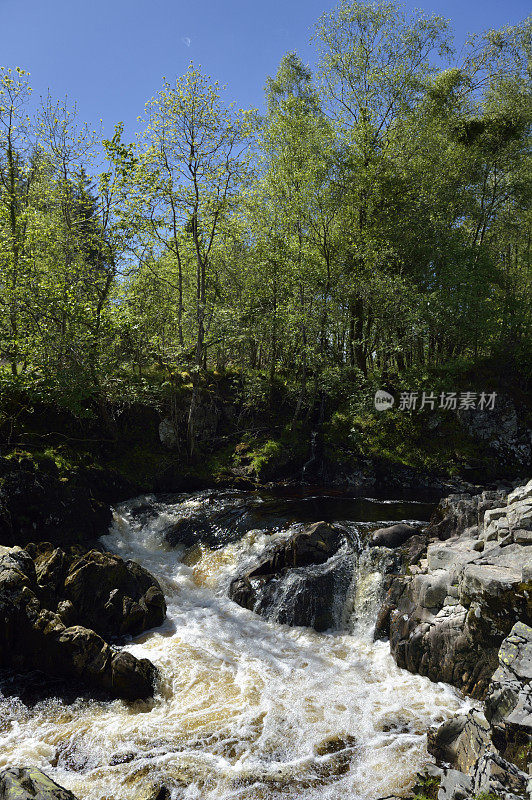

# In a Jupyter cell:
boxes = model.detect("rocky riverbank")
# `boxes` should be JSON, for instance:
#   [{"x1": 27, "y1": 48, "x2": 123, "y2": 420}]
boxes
[
  {"x1": 0, "y1": 455, "x2": 167, "y2": 704},
  {"x1": 375, "y1": 480, "x2": 532, "y2": 799}
]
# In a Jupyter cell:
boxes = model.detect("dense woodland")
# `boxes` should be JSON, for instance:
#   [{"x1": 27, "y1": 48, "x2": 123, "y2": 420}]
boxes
[{"x1": 1, "y1": 0, "x2": 531, "y2": 462}]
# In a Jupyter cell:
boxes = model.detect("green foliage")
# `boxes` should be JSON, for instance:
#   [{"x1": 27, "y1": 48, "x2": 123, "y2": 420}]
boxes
[
  {"x1": 233, "y1": 423, "x2": 309, "y2": 480},
  {"x1": 0, "y1": 4, "x2": 530, "y2": 454},
  {"x1": 405, "y1": 772, "x2": 440, "y2": 799},
  {"x1": 324, "y1": 401, "x2": 494, "y2": 476}
]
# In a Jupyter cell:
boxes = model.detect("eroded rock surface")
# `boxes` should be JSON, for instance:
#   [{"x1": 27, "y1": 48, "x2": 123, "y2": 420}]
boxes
[
  {"x1": 485, "y1": 621, "x2": 532, "y2": 734},
  {"x1": 379, "y1": 481, "x2": 532, "y2": 698},
  {"x1": 376, "y1": 479, "x2": 532, "y2": 799},
  {"x1": 0, "y1": 546, "x2": 160, "y2": 700}
]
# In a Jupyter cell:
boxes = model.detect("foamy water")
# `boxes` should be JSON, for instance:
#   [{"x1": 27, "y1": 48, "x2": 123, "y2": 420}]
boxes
[{"x1": 0, "y1": 493, "x2": 470, "y2": 800}]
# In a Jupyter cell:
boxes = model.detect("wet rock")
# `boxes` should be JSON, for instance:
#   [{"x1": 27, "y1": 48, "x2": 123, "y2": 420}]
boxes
[
  {"x1": 163, "y1": 498, "x2": 300, "y2": 550},
  {"x1": 24, "y1": 542, "x2": 167, "y2": 639},
  {"x1": 247, "y1": 521, "x2": 343, "y2": 576},
  {"x1": 32, "y1": 545, "x2": 69, "y2": 593},
  {"x1": 369, "y1": 523, "x2": 419, "y2": 548},
  {"x1": 134, "y1": 785, "x2": 171, "y2": 800},
  {"x1": 63, "y1": 550, "x2": 166, "y2": 637},
  {"x1": 0, "y1": 766, "x2": 79, "y2": 799},
  {"x1": 163, "y1": 516, "x2": 216, "y2": 548},
  {"x1": 437, "y1": 742, "x2": 529, "y2": 799},
  {"x1": 0, "y1": 548, "x2": 159, "y2": 700},
  {"x1": 229, "y1": 522, "x2": 349, "y2": 631},
  {"x1": 110, "y1": 650, "x2": 158, "y2": 700},
  {"x1": 252, "y1": 551, "x2": 353, "y2": 631},
  {"x1": 313, "y1": 734, "x2": 358, "y2": 778},
  {"x1": 379, "y1": 484, "x2": 532, "y2": 800},
  {"x1": 24, "y1": 543, "x2": 166, "y2": 638},
  {"x1": 399, "y1": 533, "x2": 429, "y2": 567}
]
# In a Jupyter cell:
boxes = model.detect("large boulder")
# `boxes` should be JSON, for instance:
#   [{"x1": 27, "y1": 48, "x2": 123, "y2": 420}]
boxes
[
  {"x1": 229, "y1": 522, "x2": 350, "y2": 631},
  {"x1": 61, "y1": 550, "x2": 166, "y2": 638},
  {"x1": 250, "y1": 551, "x2": 353, "y2": 631},
  {"x1": 245, "y1": 521, "x2": 343, "y2": 575},
  {"x1": 0, "y1": 766, "x2": 79, "y2": 799},
  {"x1": 0, "y1": 548, "x2": 159, "y2": 700},
  {"x1": 369, "y1": 523, "x2": 419, "y2": 548},
  {"x1": 22, "y1": 544, "x2": 166, "y2": 638}
]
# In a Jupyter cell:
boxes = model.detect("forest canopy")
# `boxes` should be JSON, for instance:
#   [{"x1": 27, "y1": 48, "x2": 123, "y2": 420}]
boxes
[{"x1": 0, "y1": 0, "x2": 531, "y2": 454}]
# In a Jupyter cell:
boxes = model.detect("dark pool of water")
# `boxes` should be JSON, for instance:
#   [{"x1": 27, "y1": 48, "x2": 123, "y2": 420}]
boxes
[{"x1": 255, "y1": 493, "x2": 435, "y2": 524}]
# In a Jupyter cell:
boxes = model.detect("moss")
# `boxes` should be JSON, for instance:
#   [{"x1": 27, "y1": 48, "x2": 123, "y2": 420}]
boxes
[
  {"x1": 405, "y1": 772, "x2": 440, "y2": 800},
  {"x1": 3, "y1": 447, "x2": 85, "y2": 479},
  {"x1": 323, "y1": 405, "x2": 496, "y2": 479},
  {"x1": 230, "y1": 423, "x2": 308, "y2": 482},
  {"x1": 501, "y1": 731, "x2": 532, "y2": 772},
  {"x1": 474, "y1": 794, "x2": 503, "y2": 800}
]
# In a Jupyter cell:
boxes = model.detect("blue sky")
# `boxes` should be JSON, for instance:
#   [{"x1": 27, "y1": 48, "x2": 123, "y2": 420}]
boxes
[{"x1": 1, "y1": 0, "x2": 530, "y2": 138}]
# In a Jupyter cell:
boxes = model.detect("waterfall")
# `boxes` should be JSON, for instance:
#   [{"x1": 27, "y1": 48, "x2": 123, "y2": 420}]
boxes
[
  {"x1": 253, "y1": 546, "x2": 356, "y2": 632},
  {"x1": 346, "y1": 547, "x2": 399, "y2": 639}
]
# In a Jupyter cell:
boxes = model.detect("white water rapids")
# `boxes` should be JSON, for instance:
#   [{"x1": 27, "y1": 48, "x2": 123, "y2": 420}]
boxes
[{"x1": 0, "y1": 492, "x2": 471, "y2": 800}]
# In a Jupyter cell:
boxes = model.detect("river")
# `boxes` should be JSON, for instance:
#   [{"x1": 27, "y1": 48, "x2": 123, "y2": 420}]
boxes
[{"x1": 0, "y1": 490, "x2": 471, "y2": 800}]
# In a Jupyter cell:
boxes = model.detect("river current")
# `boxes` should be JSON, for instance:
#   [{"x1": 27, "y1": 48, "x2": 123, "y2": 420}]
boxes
[{"x1": 0, "y1": 491, "x2": 471, "y2": 800}]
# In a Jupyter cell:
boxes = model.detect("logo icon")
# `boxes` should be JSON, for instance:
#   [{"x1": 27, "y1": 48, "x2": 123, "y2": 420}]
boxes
[{"x1": 374, "y1": 390, "x2": 394, "y2": 411}]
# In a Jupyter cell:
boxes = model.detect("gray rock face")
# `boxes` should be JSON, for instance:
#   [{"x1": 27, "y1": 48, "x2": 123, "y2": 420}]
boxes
[
  {"x1": 381, "y1": 482, "x2": 532, "y2": 800},
  {"x1": 438, "y1": 752, "x2": 529, "y2": 800},
  {"x1": 429, "y1": 635, "x2": 531, "y2": 799},
  {"x1": 0, "y1": 766, "x2": 79, "y2": 799},
  {"x1": 383, "y1": 482, "x2": 532, "y2": 698},
  {"x1": 0, "y1": 548, "x2": 159, "y2": 700},
  {"x1": 426, "y1": 489, "x2": 507, "y2": 541},
  {"x1": 485, "y1": 621, "x2": 532, "y2": 733},
  {"x1": 458, "y1": 394, "x2": 531, "y2": 473},
  {"x1": 437, "y1": 768, "x2": 473, "y2": 800}
]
